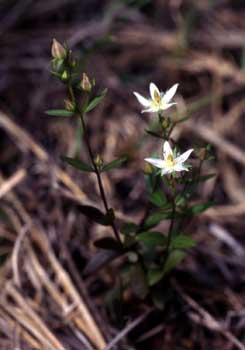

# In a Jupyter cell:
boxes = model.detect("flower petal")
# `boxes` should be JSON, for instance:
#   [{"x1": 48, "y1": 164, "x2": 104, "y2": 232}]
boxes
[
  {"x1": 133, "y1": 92, "x2": 150, "y2": 107},
  {"x1": 144, "y1": 158, "x2": 165, "y2": 169},
  {"x1": 149, "y1": 82, "x2": 160, "y2": 101},
  {"x1": 163, "y1": 141, "x2": 173, "y2": 158},
  {"x1": 161, "y1": 168, "x2": 170, "y2": 176},
  {"x1": 163, "y1": 83, "x2": 178, "y2": 104},
  {"x1": 175, "y1": 149, "x2": 193, "y2": 164},
  {"x1": 174, "y1": 164, "x2": 189, "y2": 172},
  {"x1": 142, "y1": 108, "x2": 154, "y2": 113},
  {"x1": 160, "y1": 102, "x2": 177, "y2": 111}
]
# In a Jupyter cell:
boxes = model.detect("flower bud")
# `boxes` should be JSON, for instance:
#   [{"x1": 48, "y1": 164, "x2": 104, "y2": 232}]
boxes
[
  {"x1": 64, "y1": 99, "x2": 75, "y2": 112},
  {"x1": 127, "y1": 252, "x2": 138, "y2": 263},
  {"x1": 51, "y1": 39, "x2": 66, "y2": 59},
  {"x1": 94, "y1": 154, "x2": 103, "y2": 168},
  {"x1": 61, "y1": 70, "x2": 69, "y2": 81},
  {"x1": 160, "y1": 116, "x2": 170, "y2": 130},
  {"x1": 143, "y1": 163, "x2": 153, "y2": 174},
  {"x1": 81, "y1": 73, "x2": 92, "y2": 92}
]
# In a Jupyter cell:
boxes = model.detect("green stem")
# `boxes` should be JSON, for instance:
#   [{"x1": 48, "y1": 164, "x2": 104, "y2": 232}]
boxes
[
  {"x1": 68, "y1": 85, "x2": 122, "y2": 245},
  {"x1": 68, "y1": 83, "x2": 75, "y2": 104},
  {"x1": 162, "y1": 182, "x2": 176, "y2": 270},
  {"x1": 81, "y1": 115, "x2": 121, "y2": 244}
]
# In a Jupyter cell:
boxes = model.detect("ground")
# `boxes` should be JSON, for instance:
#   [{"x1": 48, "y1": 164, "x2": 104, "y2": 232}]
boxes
[{"x1": 0, "y1": 1, "x2": 244, "y2": 349}]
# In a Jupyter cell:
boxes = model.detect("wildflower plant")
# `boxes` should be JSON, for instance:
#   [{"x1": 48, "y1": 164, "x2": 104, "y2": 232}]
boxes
[{"x1": 46, "y1": 39, "x2": 214, "y2": 310}]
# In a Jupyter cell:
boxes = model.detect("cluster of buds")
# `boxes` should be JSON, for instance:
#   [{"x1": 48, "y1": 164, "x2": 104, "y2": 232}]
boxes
[
  {"x1": 51, "y1": 39, "x2": 95, "y2": 112},
  {"x1": 51, "y1": 38, "x2": 73, "y2": 82}
]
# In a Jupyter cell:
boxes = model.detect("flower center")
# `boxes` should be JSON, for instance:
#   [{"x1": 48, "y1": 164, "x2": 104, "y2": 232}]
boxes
[
  {"x1": 153, "y1": 91, "x2": 161, "y2": 104},
  {"x1": 165, "y1": 154, "x2": 175, "y2": 168}
]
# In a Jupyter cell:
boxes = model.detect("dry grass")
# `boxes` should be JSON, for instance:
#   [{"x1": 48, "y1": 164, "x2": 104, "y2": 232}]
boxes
[{"x1": 0, "y1": 1, "x2": 245, "y2": 349}]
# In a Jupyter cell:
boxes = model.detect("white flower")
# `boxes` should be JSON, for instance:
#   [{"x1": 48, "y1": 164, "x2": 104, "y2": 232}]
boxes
[
  {"x1": 133, "y1": 82, "x2": 178, "y2": 113},
  {"x1": 145, "y1": 141, "x2": 193, "y2": 176}
]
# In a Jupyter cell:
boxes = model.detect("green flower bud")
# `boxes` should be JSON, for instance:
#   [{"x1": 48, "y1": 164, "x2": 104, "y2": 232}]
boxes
[
  {"x1": 61, "y1": 70, "x2": 69, "y2": 81},
  {"x1": 160, "y1": 116, "x2": 171, "y2": 130},
  {"x1": 143, "y1": 163, "x2": 153, "y2": 175},
  {"x1": 94, "y1": 154, "x2": 103, "y2": 169}
]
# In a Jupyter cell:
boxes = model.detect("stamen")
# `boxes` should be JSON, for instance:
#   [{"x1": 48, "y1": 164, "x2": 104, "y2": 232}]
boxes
[
  {"x1": 154, "y1": 90, "x2": 161, "y2": 104},
  {"x1": 165, "y1": 154, "x2": 175, "y2": 167}
]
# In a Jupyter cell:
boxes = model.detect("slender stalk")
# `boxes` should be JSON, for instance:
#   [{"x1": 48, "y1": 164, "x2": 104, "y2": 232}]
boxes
[
  {"x1": 80, "y1": 113, "x2": 122, "y2": 244},
  {"x1": 162, "y1": 183, "x2": 176, "y2": 270},
  {"x1": 67, "y1": 83, "x2": 122, "y2": 244}
]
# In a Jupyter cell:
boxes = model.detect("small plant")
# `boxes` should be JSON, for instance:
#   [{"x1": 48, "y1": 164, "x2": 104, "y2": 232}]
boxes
[{"x1": 46, "y1": 39, "x2": 214, "y2": 310}]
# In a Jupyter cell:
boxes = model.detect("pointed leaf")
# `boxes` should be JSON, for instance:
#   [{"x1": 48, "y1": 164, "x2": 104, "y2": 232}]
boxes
[
  {"x1": 79, "y1": 205, "x2": 112, "y2": 225},
  {"x1": 84, "y1": 89, "x2": 107, "y2": 113},
  {"x1": 45, "y1": 109, "x2": 74, "y2": 117},
  {"x1": 62, "y1": 156, "x2": 94, "y2": 172},
  {"x1": 130, "y1": 263, "x2": 149, "y2": 299},
  {"x1": 149, "y1": 190, "x2": 167, "y2": 207},
  {"x1": 186, "y1": 201, "x2": 214, "y2": 216},
  {"x1": 121, "y1": 222, "x2": 138, "y2": 235},
  {"x1": 137, "y1": 231, "x2": 167, "y2": 247},
  {"x1": 143, "y1": 211, "x2": 172, "y2": 230},
  {"x1": 170, "y1": 234, "x2": 196, "y2": 250},
  {"x1": 145, "y1": 129, "x2": 163, "y2": 139},
  {"x1": 162, "y1": 250, "x2": 186, "y2": 275},
  {"x1": 148, "y1": 268, "x2": 164, "y2": 286},
  {"x1": 101, "y1": 156, "x2": 127, "y2": 172}
]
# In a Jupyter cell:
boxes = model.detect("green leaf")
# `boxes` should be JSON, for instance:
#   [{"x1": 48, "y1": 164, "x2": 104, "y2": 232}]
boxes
[
  {"x1": 45, "y1": 109, "x2": 74, "y2": 117},
  {"x1": 121, "y1": 222, "x2": 138, "y2": 235},
  {"x1": 94, "y1": 237, "x2": 122, "y2": 251},
  {"x1": 175, "y1": 194, "x2": 187, "y2": 207},
  {"x1": 149, "y1": 190, "x2": 167, "y2": 207},
  {"x1": 79, "y1": 205, "x2": 112, "y2": 226},
  {"x1": 147, "y1": 250, "x2": 186, "y2": 286},
  {"x1": 179, "y1": 173, "x2": 216, "y2": 185},
  {"x1": 101, "y1": 156, "x2": 127, "y2": 172},
  {"x1": 84, "y1": 89, "x2": 107, "y2": 113},
  {"x1": 143, "y1": 211, "x2": 171, "y2": 230},
  {"x1": 137, "y1": 231, "x2": 167, "y2": 247},
  {"x1": 145, "y1": 129, "x2": 163, "y2": 139},
  {"x1": 186, "y1": 201, "x2": 214, "y2": 216},
  {"x1": 145, "y1": 172, "x2": 158, "y2": 194},
  {"x1": 62, "y1": 156, "x2": 94, "y2": 172},
  {"x1": 130, "y1": 263, "x2": 149, "y2": 299},
  {"x1": 170, "y1": 234, "x2": 196, "y2": 250},
  {"x1": 147, "y1": 268, "x2": 164, "y2": 286},
  {"x1": 162, "y1": 250, "x2": 186, "y2": 275}
]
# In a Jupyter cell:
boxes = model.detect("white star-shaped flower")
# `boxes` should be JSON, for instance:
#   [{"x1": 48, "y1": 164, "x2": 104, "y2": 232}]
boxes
[
  {"x1": 145, "y1": 141, "x2": 193, "y2": 176},
  {"x1": 133, "y1": 82, "x2": 178, "y2": 113}
]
